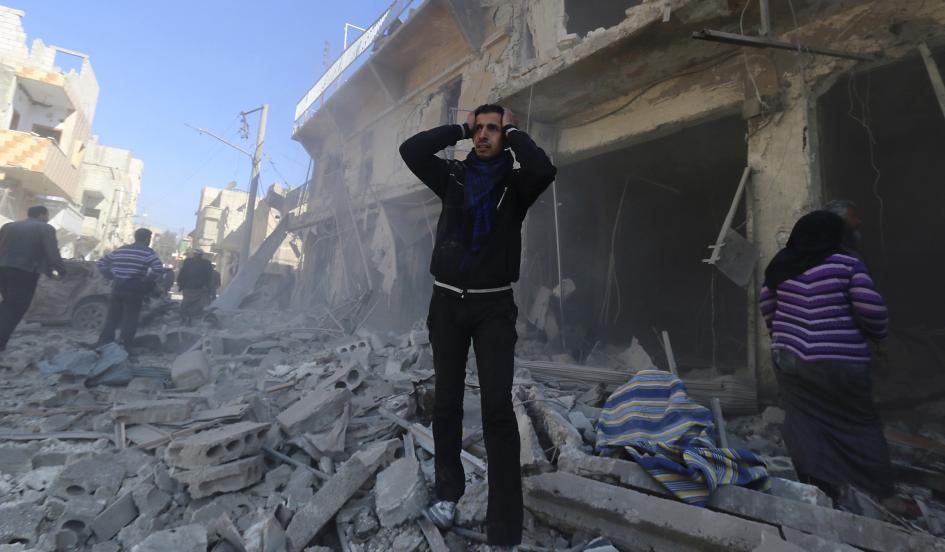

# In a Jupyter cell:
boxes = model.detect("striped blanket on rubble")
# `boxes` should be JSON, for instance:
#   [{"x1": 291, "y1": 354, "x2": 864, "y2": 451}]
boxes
[{"x1": 595, "y1": 370, "x2": 769, "y2": 506}]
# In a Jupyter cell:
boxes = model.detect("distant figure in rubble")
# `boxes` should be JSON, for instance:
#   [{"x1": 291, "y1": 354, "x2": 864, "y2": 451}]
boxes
[
  {"x1": 400, "y1": 104, "x2": 557, "y2": 548},
  {"x1": 210, "y1": 263, "x2": 221, "y2": 301},
  {"x1": 823, "y1": 199, "x2": 863, "y2": 257},
  {"x1": 95, "y1": 228, "x2": 164, "y2": 348},
  {"x1": 161, "y1": 263, "x2": 176, "y2": 295},
  {"x1": 760, "y1": 211, "x2": 915, "y2": 517},
  {"x1": 0, "y1": 205, "x2": 66, "y2": 351},
  {"x1": 177, "y1": 249, "x2": 213, "y2": 325}
]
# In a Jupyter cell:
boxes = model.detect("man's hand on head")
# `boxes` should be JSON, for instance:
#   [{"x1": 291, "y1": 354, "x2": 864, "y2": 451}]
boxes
[
  {"x1": 502, "y1": 108, "x2": 519, "y2": 128},
  {"x1": 464, "y1": 110, "x2": 476, "y2": 139}
]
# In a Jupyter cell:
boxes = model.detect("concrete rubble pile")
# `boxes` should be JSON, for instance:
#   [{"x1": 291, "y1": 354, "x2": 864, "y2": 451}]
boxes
[{"x1": 1, "y1": 314, "x2": 945, "y2": 551}]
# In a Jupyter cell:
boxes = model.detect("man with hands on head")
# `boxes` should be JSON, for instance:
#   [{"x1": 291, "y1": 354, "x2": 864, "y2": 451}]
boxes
[{"x1": 399, "y1": 105, "x2": 557, "y2": 550}]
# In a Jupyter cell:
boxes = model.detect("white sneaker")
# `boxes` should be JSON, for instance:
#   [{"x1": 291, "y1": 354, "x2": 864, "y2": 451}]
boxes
[{"x1": 426, "y1": 500, "x2": 456, "y2": 529}]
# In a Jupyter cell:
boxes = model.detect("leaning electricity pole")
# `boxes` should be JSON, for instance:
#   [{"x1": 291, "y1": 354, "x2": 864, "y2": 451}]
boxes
[{"x1": 240, "y1": 104, "x2": 268, "y2": 266}]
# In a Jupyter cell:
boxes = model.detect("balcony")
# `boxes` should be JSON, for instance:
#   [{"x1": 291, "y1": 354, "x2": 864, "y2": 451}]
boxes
[
  {"x1": 0, "y1": 129, "x2": 81, "y2": 202},
  {"x1": 15, "y1": 65, "x2": 75, "y2": 112}
]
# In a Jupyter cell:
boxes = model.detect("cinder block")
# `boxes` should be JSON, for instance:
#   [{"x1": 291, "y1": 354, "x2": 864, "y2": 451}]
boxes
[
  {"x1": 112, "y1": 399, "x2": 192, "y2": 425},
  {"x1": 165, "y1": 422, "x2": 269, "y2": 468},
  {"x1": 174, "y1": 455, "x2": 265, "y2": 499}
]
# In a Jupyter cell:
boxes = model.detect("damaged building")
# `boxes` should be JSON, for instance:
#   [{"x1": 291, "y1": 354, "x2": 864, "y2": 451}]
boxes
[
  {"x1": 6, "y1": 1, "x2": 945, "y2": 551},
  {"x1": 287, "y1": 0, "x2": 945, "y2": 402},
  {"x1": 0, "y1": 6, "x2": 143, "y2": 259}
]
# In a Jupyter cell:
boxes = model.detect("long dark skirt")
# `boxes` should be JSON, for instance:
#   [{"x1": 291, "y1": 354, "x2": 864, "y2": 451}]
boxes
[{"x1": 772, "y1": 348, "x2": 895, "y2": 499}]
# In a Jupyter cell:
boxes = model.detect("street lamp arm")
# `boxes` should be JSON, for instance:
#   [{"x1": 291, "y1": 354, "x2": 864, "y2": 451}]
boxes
[{"x1": 184, "y1": 123, "x2": 253, "y2": 158}]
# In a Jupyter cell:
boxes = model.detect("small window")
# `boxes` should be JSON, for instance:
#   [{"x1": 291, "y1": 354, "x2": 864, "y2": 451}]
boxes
[
  {"x1": 32, "y1": 124, "x2": 62, "y2": 144},
  {"x1": 10, "y1": 110, "x2": 20, "y2": 131}
]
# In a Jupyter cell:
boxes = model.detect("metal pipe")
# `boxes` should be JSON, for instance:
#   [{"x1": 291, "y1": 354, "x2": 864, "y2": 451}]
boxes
[
  {"x1": 692, "y1": 29, "x2": 876, "y2": 61},
  {"x1": 759, "y1": 0, "x2": 771, "y2": 36}
]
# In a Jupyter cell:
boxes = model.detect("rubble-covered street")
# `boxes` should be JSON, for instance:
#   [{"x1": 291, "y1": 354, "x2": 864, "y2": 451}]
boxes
[
  {"x1": 2, "y1": 305, "x2": 945, "y2": 551},
  {"x1": 5, "y1": 0, "x2": 945, "y2": 550}
]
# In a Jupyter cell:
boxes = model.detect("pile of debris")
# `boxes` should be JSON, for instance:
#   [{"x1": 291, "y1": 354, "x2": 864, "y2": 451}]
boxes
[{"x1": 1, "y1": 313, "x2": 945, "y2": 551}]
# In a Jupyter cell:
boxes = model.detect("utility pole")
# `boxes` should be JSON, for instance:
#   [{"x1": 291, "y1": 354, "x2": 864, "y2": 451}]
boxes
[{"x1": 239, "y1": 104, "x2": 268, "y2": 268}]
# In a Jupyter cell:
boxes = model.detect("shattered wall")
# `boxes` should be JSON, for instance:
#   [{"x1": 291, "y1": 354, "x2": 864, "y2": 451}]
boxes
[{"x1": 291, "y1": 0, "x2": 945, "y2": 397}]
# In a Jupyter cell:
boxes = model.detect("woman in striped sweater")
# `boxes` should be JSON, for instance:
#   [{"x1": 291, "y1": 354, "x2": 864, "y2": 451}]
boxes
[{"x1": 760, "y1": 210, "x2": 910, "y2": 514}]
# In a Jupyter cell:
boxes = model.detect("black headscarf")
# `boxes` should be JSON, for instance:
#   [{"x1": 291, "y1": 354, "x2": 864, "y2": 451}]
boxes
[{"x1": 763, "y1": 210, "x2": 846, "y2": 290}]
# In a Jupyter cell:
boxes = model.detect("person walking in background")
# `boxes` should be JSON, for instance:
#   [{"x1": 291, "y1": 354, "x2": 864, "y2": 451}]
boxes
[
  {"x1": 210, "y1": 263, "x2": 221, "y2": 301},
  {"x1": 0, "y1": 206, "x2": 66, "y2": 351},
  {"x1": 177, "y1": 249, "x2": 213, "y2": 325},
  {"x1": 760, "y1": 210, "x2": 915, "y2": 517},
  {"x1": 95, "y1": 228, "x2": 164, "y2": 348}
]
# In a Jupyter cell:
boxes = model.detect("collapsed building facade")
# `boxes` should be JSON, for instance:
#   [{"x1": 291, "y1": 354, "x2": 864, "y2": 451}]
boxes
[
  {"x1": 287, "y1": 0, "x2": 945, "y2": 400},
  {"x1": 0, "y1": 6, "x2": 143, "y2": 259}
]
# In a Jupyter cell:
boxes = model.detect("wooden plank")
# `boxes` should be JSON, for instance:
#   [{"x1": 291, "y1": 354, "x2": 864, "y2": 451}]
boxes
[
  {"x1": 0, "y1": 431, "x2": 113, "y2": 442},
  {"x1": 379, "y1": 407, "x2": 486, "y2": 475},
  {"x1": 417, "y1": 515, "x2": 449, "y2": 552},
  {"x1": 885, "y1": 427, "x2": 945, "y2": 456},
  {"x1": 661, "y1": 331, "x2": 678, "y2": 376}
]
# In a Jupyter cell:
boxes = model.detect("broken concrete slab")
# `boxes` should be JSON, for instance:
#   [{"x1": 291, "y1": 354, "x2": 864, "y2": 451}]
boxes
[
  {"x1": 767, "y1": 477, "x2": 832, "y2": 508},
  {"x1": 131, "y1": 523, "x2": 208, "y2": 552},
  {"x1": 276, "y1": 387, "x2": 351, "y2": 436},
  {"x1": 206, "y1": 513, "x2": 245, "y2": 552},
  {"x1": 51, "y1": 453, "x2": 126, "y2": 500},
  {"x1": 514, "y1": 401, "x2": 553, "y2": 475},
  {"x1": 456, "y1": 479, "x2": 488, "y2": 527},
  {"x1": 525, "y1": 471, "x2": 782, "y2": 552},
  {"x1": 301, "y1": 403, "x2": 350, "y2": 459},
  {"x1": 112, "y1": 399, "x2": 192, "y2": 425},
  {"x1": 243, "y1": 514, "x2": 286, "y2": 552},
  {"x1": 285, "y1": 457, "x2": 373, "y2": 551},
  {"x1": 175, "y1": 455, "x2": 265, "y2": 499},
  {"x1": 525, "y1": 387, "x2": 583, "y2": 450},
  {"x1": 709, "y1": 484, "x2": 945, "y2": 551},
  {"x1": 171, "y1": 350, "x2": 212, "y2": 390},
  {"x1": 753, "y1": 531, "x2": 806, "y2": 551},
  {"x1": 132, "y1": 483, "x2": 172, "y2": 517},
  {"x1": 781, "y1": 527, "x2": 860, "y2": 552},
  {"x1": 0, "y1": 502, "x2": 44, "y2": 548},
  {"x1": 165, "y1": 422, "x2": 270, "y2": 468},
  {"x1": 375, "y1": 457, "x2": 428, "y2": 528},
  {"x1": 285, "y1": 440, "x2": 399, "y2": 552},
  {"x1": 91, "y1": 490, "x2": 138, "y2": 542}
]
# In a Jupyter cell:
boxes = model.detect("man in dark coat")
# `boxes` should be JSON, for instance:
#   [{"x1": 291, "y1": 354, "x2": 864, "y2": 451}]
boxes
[
  {"x1": 177, "y1": 249, "x2": 213, "y2": 325},
  {"x1": 399, "y1": 104, "x2": 556, "y2": 548},
  {"x1": 0, "y1": 205, "x2": 65, "y2": 350}
]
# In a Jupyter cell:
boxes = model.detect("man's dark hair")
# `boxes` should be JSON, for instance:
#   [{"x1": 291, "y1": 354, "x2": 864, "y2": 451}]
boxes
[
  {"x1": 824, "y1": 199, "x2": 856, "y2": 220},
  {"x1": 473, "y1": 104, "x2": 504, "y2": 118},
  {"x1": 134, "y1": 228, "x2": 153, "y2": 244},
  {"x1": 27, "y1": 205, "x2": 48, "y2": 218}
]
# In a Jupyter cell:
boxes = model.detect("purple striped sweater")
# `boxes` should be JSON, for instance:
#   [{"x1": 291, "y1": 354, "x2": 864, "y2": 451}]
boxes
[{"x1": 759, "y1": 253, "x2": 888, "y2": 363}]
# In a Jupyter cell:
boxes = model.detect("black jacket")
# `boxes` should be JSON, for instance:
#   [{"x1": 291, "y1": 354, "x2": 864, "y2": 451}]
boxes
[
  {"x1": 177, "y1": 257, "x2": 213, "y2": 290},
  {"x1": 399, "y1": 124, "x2": 556, "y2": 289},
  {"x1": 0, "y1": 218, "x2": 65, "y2": 276}
]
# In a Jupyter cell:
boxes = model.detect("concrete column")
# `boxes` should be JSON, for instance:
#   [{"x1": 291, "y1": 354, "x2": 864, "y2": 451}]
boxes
[{"x1": 747, "y1": 73, "x2": 820, "y2": 400}]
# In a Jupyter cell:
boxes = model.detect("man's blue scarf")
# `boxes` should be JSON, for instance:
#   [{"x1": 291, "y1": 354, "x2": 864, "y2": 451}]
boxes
[{"x1": 463, "y1": 149, "x2": 513, "y2": 260}]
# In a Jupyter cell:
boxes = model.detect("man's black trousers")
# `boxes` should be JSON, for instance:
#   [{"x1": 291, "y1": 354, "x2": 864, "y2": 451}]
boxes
[
  {"x1": 98, "y1": 289, "x2": 145, "y2": 346},
  {"x1": 0, "y1": 267, "x2": 39, "y2": 350},
  {"x1": 428, "y1": 286, "x2": 522, "y2": 546}
]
